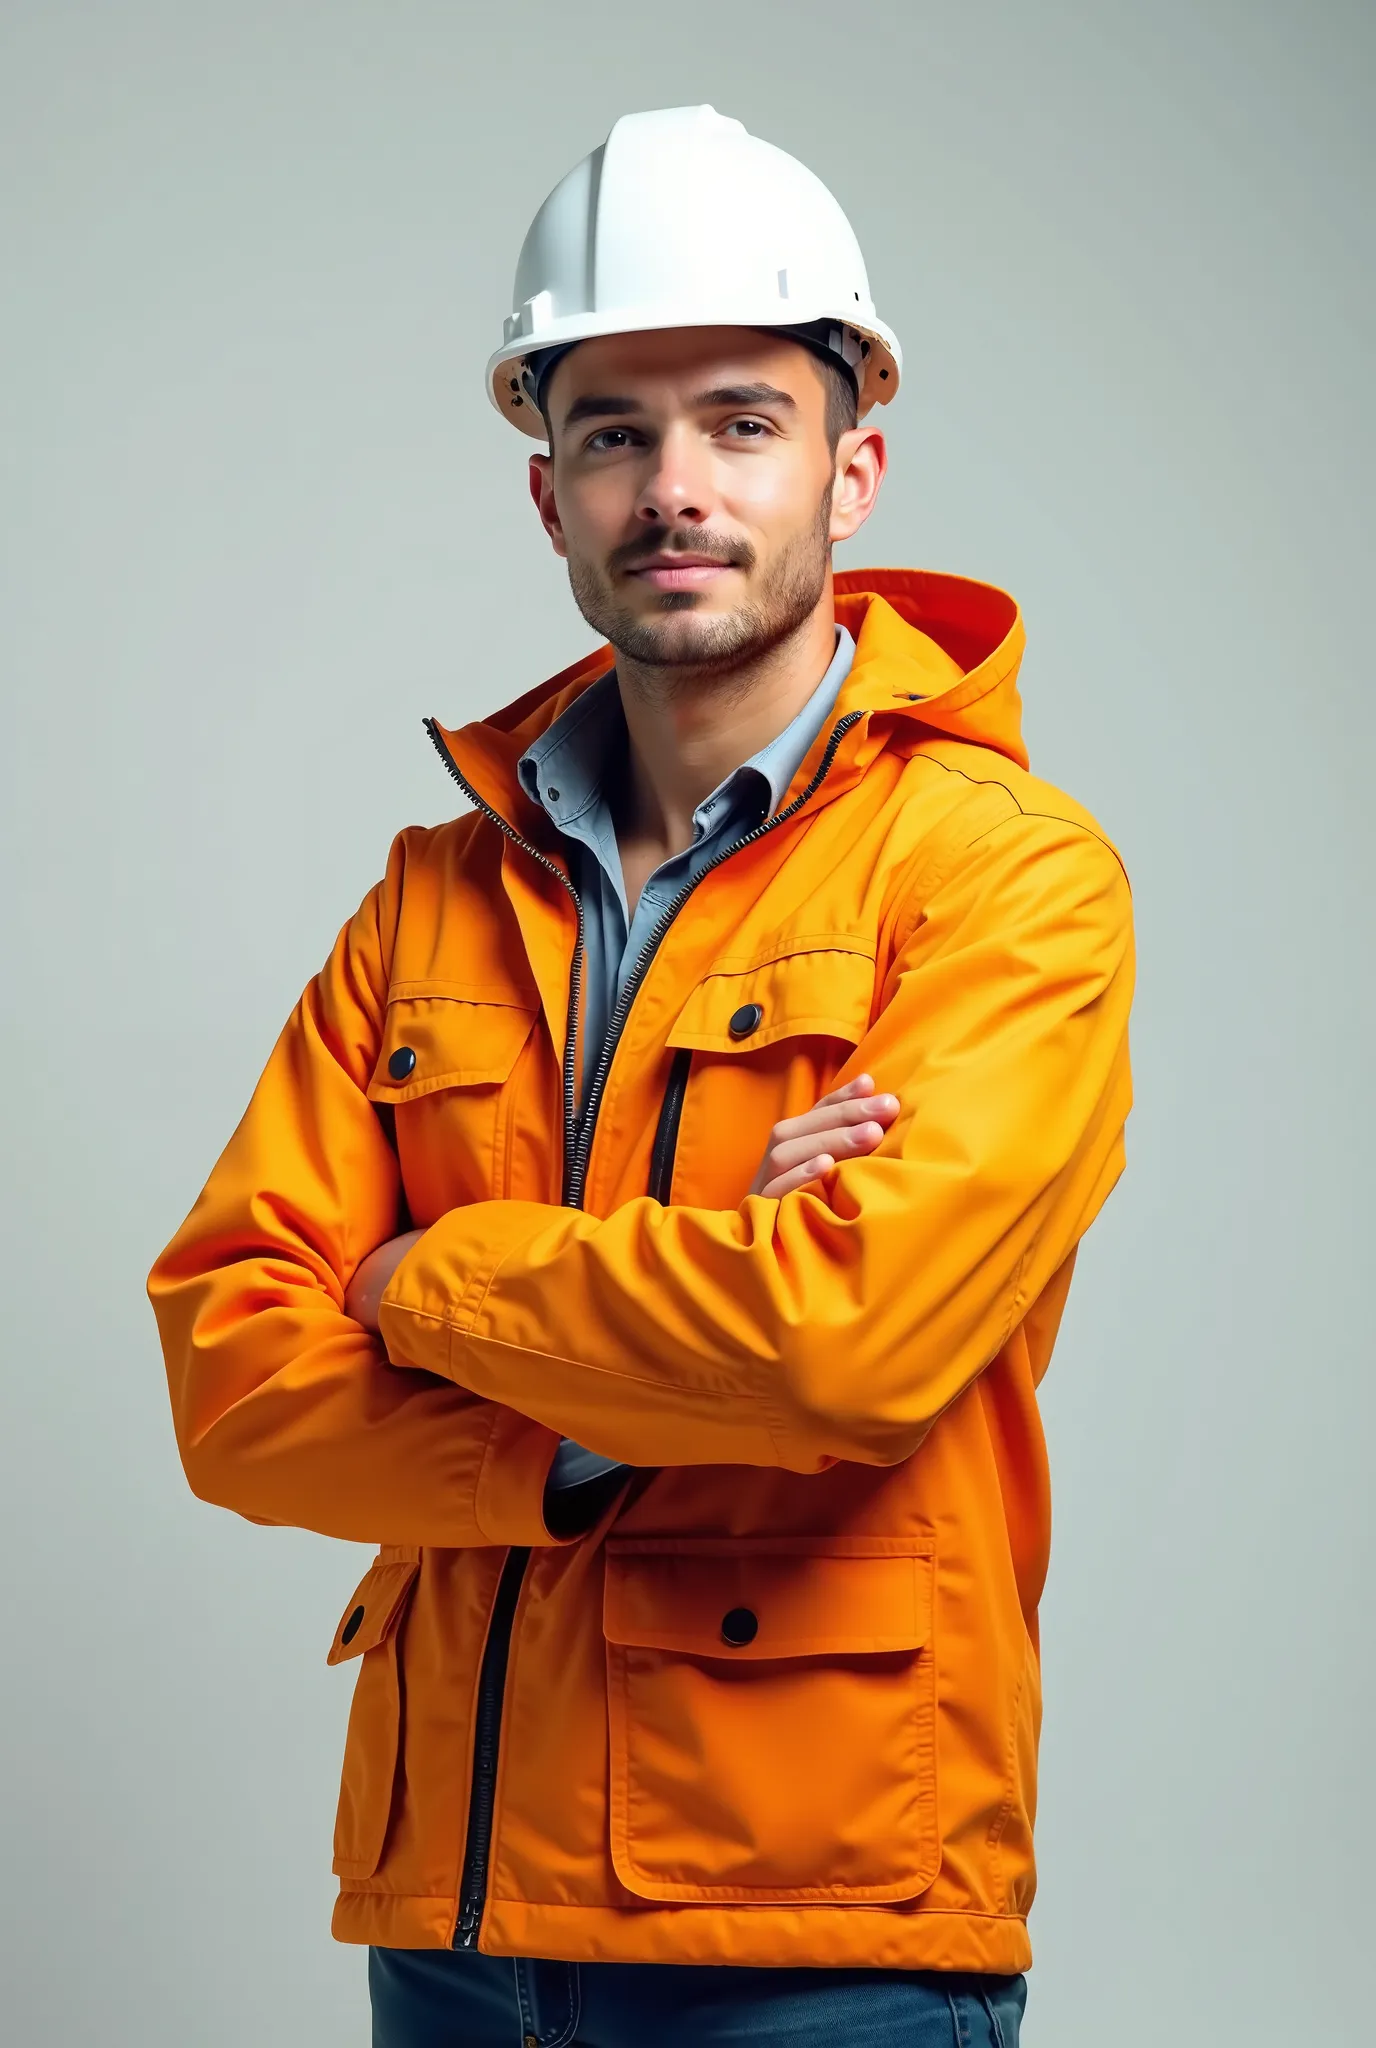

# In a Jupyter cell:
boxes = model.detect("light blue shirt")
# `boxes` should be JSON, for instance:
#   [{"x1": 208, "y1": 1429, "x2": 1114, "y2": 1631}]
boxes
[{"x1": 518, "y1": 625, "x2": 856, "y2": 1491}]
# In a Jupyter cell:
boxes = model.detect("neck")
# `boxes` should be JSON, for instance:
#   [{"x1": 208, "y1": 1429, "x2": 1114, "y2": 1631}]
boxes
[{"x1": 611, "y1": 590, "x2": 838, "y2": 860}]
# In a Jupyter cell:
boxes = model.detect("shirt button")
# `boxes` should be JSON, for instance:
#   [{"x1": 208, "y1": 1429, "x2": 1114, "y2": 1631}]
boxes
[
  {"x1": 720, "y1": 1606, "x2": 759, "y2": 1647},
  {"x1": 340, "y1": 1604, "x2": 365, "y2": 1647},
  {"x1": 546, "y1": 786, "x2": 560, "y2": 802},
  {"x1": 388, "y1": 1046, "x2": 417, "y2": 1081},
  {"x1": 728, "y1": 1003, "x2": 764, "y2": 1039}
]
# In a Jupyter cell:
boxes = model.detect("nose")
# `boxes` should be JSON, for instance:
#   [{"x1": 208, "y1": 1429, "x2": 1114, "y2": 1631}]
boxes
[{"x1": 634, "y1": 420, "x2": 712, "y2": 527}]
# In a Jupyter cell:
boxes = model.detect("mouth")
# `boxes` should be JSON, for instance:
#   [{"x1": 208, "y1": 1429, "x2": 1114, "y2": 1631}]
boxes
[{"x1": 625, "y1": 554, "x2": 739, "y2": 592}]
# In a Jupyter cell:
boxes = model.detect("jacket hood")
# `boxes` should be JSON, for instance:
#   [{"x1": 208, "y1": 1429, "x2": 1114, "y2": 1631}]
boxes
[
  {"x1": 435, "y1": 569, "x2": 1027, "y2": 823},
  {"x1": 831, "y1": 569, "x2": 1026, "y2": 769}
]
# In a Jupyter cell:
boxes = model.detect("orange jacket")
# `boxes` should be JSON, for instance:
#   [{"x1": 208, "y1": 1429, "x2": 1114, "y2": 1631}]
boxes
[{"x1": 149, "y1": 570, "x2": 1133, "y2": 1973}]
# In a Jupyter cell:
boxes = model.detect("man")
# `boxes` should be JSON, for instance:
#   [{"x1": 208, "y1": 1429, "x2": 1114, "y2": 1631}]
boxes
[{"x1": 151, "y1": 105, "x2": 1133, "y2": 2048}]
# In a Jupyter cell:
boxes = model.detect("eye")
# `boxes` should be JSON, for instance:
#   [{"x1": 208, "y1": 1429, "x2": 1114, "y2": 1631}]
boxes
[
  {"x1": 585, "y1": 426, "x2": 641, "y2": 453},
  {"x1": 722, "y1": 416, "x2": 771, "y2": 440}
]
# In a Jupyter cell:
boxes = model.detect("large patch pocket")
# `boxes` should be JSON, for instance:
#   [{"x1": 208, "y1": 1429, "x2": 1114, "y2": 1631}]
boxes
[
  {"x1": 366, "y1": 980, "x2": 539, "y2": 1209},
  {"x1": 328, "y1": 1557, "x2": 419, "y2": 1879},
  {"x1": 604, "y1": 1536, "x2": 938, "y2": 1903}
]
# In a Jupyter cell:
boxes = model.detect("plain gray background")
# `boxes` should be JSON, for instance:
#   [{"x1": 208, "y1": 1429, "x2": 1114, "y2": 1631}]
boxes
[{"x1": 2, "y1": 2, "x2": 1371, "y2": 2041}]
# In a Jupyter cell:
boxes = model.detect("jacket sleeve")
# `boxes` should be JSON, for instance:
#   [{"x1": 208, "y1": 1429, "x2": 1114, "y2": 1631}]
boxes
[
  {"x1": 147, "y1": 835, "x2": 565, "y2": 1547},
  {"x1": 378, "y1": 809, "x2": 1134, "y2": 1473}
]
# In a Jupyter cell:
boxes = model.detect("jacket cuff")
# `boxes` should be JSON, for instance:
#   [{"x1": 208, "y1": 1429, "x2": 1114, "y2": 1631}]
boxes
[{"x1": 378, "y1": 1200, "x2": 554, "y2": 1375}]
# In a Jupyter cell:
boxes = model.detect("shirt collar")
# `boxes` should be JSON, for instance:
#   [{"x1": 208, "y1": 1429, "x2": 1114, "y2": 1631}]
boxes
[
  {"x1": 517, "y1": 668, "x2": 623, "y2": 828},
  {"x1": 517, "y1": 624, "x2": 857, "y2": 833},
  {"x1": 741, "y1": 623, "x2": 855, "y2": 815}
]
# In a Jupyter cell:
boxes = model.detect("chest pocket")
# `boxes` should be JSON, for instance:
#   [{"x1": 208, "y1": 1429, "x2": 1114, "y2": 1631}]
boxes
[
  {"x1": 366, "y1": 980, "x2": 539, "y2": 1214},
  {"x1": 660, "y1": 937, "x2": 877, "y2": 1209}
]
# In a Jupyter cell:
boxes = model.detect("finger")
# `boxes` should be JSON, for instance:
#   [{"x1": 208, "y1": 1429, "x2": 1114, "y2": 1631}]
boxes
[
  {"x1": 764, "y1": 1096, "x2": 899, "y2": 1156},
  {"x1": 814, "y1": 1073, "x2": 875, "y2": 1109},
  {"x1": 760, "y1": 1153, "x2": 835, "y2": 1199},
  {"x1": 764, "y1": 1091, "x2": 899, "y2": 1150},
  {"x1": 773, "y1": 1075, "x2": 876, "y2": 1131},
  {"x1": 761, "y1": 1118, "x2": 889, "y2": 1181}
]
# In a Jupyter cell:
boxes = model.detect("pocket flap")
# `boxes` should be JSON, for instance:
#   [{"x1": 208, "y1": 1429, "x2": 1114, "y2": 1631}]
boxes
[
  {"x1": 666, "y1": 938, "x2": 875, "y2": 1056},
  {"x1": 367, "y1": 986, "x2": 538, "y2": 1103},
  {"x1": 604, "y1": 1537, "x2": 932, "y2": 1661},
  {"x1": 327, "y1": 1559, "x2": 420, "y2": 1665}
]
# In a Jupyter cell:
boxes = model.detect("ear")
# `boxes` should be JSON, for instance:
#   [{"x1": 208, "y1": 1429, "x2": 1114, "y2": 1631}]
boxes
[
  {"x1": 828, "y1": 425, "x2": 887, "y2": 547},
  {"x1": 528, "y1": 453, "x2": 567, "y2": 559}
]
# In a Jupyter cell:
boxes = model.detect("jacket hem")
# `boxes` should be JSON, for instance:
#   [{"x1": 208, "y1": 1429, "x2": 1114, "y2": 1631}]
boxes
[{"x1": 332, "y1": 1889, "x2": 1031, "y2": 1973}]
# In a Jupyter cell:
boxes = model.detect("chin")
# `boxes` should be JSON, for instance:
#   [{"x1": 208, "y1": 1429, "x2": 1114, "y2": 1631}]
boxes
[{"x1": 636, "y1": 612, "x2": 742, "y2": 662}]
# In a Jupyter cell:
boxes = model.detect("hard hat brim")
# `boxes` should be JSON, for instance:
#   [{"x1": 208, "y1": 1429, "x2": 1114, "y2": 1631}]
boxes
[{"x1": 487, "y1": 305, "x2": 902, "y2": 439}]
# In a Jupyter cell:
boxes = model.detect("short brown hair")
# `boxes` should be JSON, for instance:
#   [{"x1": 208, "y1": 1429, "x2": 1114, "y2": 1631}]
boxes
[{"x1": 820, "y1": 354, "x2": 859, "y2": 452}]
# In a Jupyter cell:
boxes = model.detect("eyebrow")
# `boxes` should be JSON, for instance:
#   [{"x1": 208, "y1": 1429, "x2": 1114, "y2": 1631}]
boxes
[
  {"x1": 691, "y1": 383, "x2": 797, "y2": 413},
  {"x1": 561, "y1": 393, "x2": 640, "y2": 427},
  {"x1": 560, "y1": 382, "x2": 798, "y2": 430}
]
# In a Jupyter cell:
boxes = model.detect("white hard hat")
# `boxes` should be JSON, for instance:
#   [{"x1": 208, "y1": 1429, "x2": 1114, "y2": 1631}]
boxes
[{"x1": 487, "y1": 105, "x2": 902, "y2": 438}]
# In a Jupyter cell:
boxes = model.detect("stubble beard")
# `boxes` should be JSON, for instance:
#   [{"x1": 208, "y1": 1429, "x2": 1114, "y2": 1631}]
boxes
[{"x1": 565, "y1": 485, "x2": 834, "y2": 700}]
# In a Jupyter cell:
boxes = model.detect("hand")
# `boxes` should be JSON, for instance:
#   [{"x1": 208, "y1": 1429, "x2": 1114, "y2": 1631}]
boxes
[
  {"x1": 749, "y1": 1074, "x2": 900, "y2": 1199},
  {"x1": 344, "y1": 1227, "x2": 426, "y2": 1332}
]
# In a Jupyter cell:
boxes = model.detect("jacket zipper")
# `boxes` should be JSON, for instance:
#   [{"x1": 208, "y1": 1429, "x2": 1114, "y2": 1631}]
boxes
[
  {"x1": 425, "y1": 719, "x2": 583, "y2": 1950},
  {"x1": 423, "y1": 705, "x2": 862, "y2": 1950},
  {"x1": 452, "y1": 1541, "x2": 526, "y2": 1947}
]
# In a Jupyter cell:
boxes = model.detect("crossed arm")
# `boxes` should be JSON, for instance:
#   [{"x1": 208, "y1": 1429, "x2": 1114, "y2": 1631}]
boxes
[
  {"x1": 150, "y1": 810, "x2": 1132, "y2": 1545},
  {"x1": 343, "y1": 1076, "x2": 900, "y2": 1329}
]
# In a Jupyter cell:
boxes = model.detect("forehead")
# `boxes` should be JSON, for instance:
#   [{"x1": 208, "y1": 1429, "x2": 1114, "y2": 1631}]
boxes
[{"x1": 545, "y1": 326, "x2": 827, "y2": 422}]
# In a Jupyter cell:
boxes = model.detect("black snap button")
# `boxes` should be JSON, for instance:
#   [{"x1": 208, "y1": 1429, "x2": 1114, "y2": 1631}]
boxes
[
  {"x1": 720, "y1": 1606, "x2": 758, "y2": 1647},
  {"x1": 387, "y1": 1045, "x2": 416, "y2": 1081},
  {"x1": 728, "y1": 1002, "x2": 764, "y2": 1039},
  {"x1": 340, "y1": 1604, "x2": 366, "y2": 1647}
]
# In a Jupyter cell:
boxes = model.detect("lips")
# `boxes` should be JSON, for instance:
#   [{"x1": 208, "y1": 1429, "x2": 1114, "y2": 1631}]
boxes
[{"x1": 626, "y1": 556, "x2": 737, "y2": 590}]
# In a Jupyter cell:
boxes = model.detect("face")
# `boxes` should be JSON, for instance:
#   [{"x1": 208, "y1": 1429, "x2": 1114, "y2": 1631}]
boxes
[{"x1": 528, "y1": 327, "x2": 885, "y2": 678}]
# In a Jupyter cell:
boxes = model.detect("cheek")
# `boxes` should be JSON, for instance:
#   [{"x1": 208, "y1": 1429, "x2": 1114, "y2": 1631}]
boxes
[
  {"x1": 555, "y1": 469, "x2": 637, "y2": 556},
  {"x1": 716, "y1": 447, "x2": 827, "y2": 535}
]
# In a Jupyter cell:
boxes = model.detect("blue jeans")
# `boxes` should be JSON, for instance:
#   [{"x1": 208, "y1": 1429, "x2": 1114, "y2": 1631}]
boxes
[{"x1": 369, "y1": 1947, "x2": 1026, "y2": 2046}]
